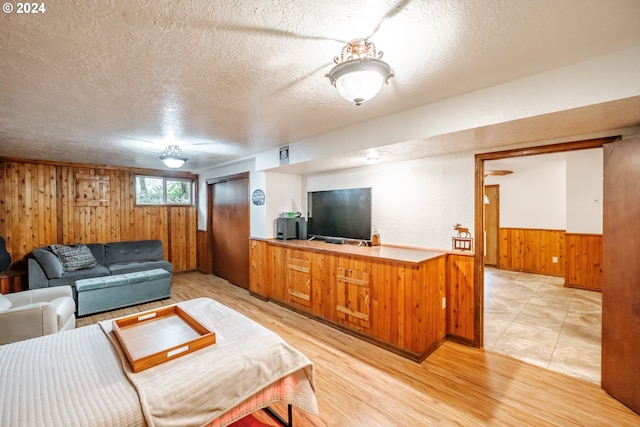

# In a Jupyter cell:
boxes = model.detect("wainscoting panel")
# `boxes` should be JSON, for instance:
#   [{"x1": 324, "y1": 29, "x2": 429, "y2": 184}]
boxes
[
  {"x1": 564, "y1": 233, "x2": 602, "y2": 291},
  {"x1": 498, "y1": 228, "x2": 565, "y2": 277}
]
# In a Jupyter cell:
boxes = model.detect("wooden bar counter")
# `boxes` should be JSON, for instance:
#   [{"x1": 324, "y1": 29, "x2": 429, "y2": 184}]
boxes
[{"x1": 249, "y1": 238, "x2": 459, "y2": 361}]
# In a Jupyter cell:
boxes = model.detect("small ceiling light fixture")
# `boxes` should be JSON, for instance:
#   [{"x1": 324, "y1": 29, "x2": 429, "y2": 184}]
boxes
[
  {"x1": 326, "y1": 38, "x2": 394, "y2": 106},
  {"x1": 160, "y1": 145, "x2": 188, "y2": 168},
  {"x1": 367, "y1": 152, "x2": 380, "y2": 164}
]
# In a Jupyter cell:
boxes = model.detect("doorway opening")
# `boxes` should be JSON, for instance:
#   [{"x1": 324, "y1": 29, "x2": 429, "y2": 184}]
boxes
[{"x1": 474, "y1": 136, "x2": 618, "y2": 383}]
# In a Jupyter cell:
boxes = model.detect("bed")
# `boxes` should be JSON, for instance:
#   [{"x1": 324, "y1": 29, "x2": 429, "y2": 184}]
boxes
[{"x1": 0, "y1": 297, "x2": 319, "y2": 427}]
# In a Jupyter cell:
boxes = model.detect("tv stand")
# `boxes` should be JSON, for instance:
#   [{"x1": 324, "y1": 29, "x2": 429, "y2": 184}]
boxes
[
  {"x1": 248, "y1": 238, "x2": 474, "y2": 361},
  {"x1": 325, "y1": 237, "x2": 345, "y2": 245}
]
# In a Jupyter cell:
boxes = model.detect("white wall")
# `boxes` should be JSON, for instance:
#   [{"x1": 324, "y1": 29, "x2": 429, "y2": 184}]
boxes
[
  {"x1": 487, "y1": 160, "x2": 566, "y2": 229},
  {"x1": 566, "y1": 148, "x2": 603, "y2": 233},
  {"x1": 265, "y1": 172, "x2": 302, "y2": 238},
  {"x1": 197, "y1": 158, "x2": 255, "y2": 231},
  {"x1": 304, "y1": 153, "x2": 475, "y2": 250}
]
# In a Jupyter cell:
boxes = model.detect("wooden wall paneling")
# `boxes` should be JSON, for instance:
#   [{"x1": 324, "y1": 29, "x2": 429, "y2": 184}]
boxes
[
  {"x1": 564, "y1": 233, "x2": 602, "y2": 291},
  {"x1": 23, "y1": 163, "x2": 34, "y2": 254},
  {"x1": 117, "y1": 170, "x2": 133, "y2": 241},
  {"x1": 249, "y1": 239, "x2": 267, "y2": 297},
  {"x1": 13, "y1": 163, "x2": 24, "y2": 257},
  {"x1": 0, "y1": 163, "x2": 6, "y2": 254},
  {"x1": 197, "y1": 230, "x2": 212, "y2": 274},
  {"x1": 498, "y1": 228, "x2": 565, "y2": 276},
  {"x1": 446, "y1": 253, "x2": 475, "y2": 343},
  {"x1": 168, "y1": 206, "x2": 197, "y2": 272},
  {"x1": 0, "y1": 160, "x2": 197, "y2": 277}
]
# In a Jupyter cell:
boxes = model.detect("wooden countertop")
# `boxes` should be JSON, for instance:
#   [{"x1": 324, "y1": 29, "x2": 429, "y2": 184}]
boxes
[{"x1": 260, "y1": 238, "x2": 447, "y2": 264}]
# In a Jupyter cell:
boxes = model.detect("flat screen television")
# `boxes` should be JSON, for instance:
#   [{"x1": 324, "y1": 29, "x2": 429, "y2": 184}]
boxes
[{"x1": 307, "y1": 187, "x2": 372, "y2": 242}]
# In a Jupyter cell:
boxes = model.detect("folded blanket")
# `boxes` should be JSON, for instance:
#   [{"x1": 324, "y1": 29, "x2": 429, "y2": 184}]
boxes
[{"x1": 99, "y1": 297, "x2": 318, "y2": 427}]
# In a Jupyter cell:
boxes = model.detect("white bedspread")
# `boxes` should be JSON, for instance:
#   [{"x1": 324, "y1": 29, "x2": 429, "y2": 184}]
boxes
[
  {"x1": 0, "y1": 297, "x2": 318, "y2": 427},
  {"x1": 0, "y1": 324, "x2": 145, "y2": 427}
]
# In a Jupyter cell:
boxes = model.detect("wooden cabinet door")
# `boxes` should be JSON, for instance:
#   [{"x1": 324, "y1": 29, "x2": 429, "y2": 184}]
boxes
[
  {"x1": 287, "y1": 250, "x2": 312, "y2": 309},
  {"x1": 602, "y1": 138, "x2": 640, "y2": 414},
  {"x1": 336, "y1": 267, "x2": 371, "y2": 330}
]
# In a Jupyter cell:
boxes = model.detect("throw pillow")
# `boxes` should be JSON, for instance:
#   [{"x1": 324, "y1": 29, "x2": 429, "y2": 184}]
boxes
[
  {"x1": 50, "y1": 243, "x2": 98, "y2": 272},
  {"x1": 0, "y1": 293, "x2": 11, "y2": 312}
]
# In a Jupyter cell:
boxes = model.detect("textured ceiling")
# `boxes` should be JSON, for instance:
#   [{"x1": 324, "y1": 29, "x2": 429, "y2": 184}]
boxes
[{"x1": 1, "y1": 0, "x2": 640, "y2": 172}]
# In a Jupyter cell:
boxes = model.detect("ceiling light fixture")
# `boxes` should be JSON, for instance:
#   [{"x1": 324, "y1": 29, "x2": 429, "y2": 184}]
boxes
[
  {"x1": 160, "y1": 145, "x2": 188, "y2": 168},
  {"x1": 326, "y1": 38, "x2": 394, "y2": 106}
]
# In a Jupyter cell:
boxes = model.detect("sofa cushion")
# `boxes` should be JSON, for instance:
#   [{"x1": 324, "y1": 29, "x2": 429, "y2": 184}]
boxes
[
  {"x1": 107, "y1": 260, "x2": 173, "y2": 275},
  {"x1": 86, "y1": 243, "x2": 106, "y2": 266},
  {"x1": 50, "y1": 244, "x2": 98, "y2": 272},
  {"x1": 104, "y1": 240, "x2": 165, "y2": 265},
  {"x1": 47, "y1": 265, "x2": 111, "y2": 288},
  {"x1": 0, "y1": 293, "x2": 11, "y2": 312},
  {"x1": 33, "y1": 248, "x2": 65, "y2": 279}
]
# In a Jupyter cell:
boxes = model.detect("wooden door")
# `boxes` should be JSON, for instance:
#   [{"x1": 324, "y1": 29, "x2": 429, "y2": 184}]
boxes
[
  {"x1": 484, "y1": 185, "x2": 499, "y2": 266},
  {"x1": 602, "y1": 138, "x2": 640, "y2": 413},
  {"x1": 209, "y1": 174, "x2": 250, "y2": 289}
]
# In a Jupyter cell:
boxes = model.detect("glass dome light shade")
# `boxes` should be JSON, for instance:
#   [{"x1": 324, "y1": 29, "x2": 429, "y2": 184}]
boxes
[
  {"x1": 159, "y1": 145, "x2": 188, "y2": 168},
  {"x1": 327, "y1": 58, "x2": 393, "y2": 106}
]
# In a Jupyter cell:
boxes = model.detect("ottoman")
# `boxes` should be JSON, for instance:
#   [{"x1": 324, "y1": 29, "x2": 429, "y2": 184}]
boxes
[{"x1": 75, "y1": 269, "x2": 171, "y2": 316}]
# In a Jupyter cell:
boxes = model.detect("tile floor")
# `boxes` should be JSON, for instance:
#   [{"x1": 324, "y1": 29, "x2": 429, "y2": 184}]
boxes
[{"x1": 483, "y1": 267, "x2": 602, "y2": 384}]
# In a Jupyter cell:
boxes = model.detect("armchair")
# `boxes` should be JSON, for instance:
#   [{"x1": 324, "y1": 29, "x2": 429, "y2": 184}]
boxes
[{"x1": 0, "y1": 286, "x2": 76, "y2": 345}]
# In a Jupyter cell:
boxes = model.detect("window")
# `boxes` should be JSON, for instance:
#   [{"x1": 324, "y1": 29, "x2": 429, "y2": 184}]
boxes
[{"x1": 136, "y1": 175, "x2": 193, "y2": 205}]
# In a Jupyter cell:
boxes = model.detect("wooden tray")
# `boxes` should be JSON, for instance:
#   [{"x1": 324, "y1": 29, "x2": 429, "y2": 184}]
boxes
[{"x1": 112, "y1": 304, "x2": 216, "y2": 373}]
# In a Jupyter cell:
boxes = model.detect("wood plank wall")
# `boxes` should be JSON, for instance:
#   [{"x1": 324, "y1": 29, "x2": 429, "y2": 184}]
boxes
[
  {"x1": 498, "y1": 228, "x2": 565, "y2": 277},
  {"x1": 0, "y1": 160, "x2": 197, "y2": 273},
  {"x1": 564, "y1": 233, "x2": 602, "y2": 291},
  {"x1": 196, "y1": 230, "x2": 213, "y2": 274}
]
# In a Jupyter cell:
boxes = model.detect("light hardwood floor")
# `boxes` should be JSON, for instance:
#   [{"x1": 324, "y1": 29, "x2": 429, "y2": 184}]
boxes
[{"x1": 77, "y1": 271, "x2": 640, "y2": 426}]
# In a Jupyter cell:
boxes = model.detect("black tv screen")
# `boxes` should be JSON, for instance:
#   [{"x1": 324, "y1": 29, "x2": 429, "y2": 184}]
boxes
[{"x1": 307, "y1": 187, "x2": 372, "y2": 241}]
